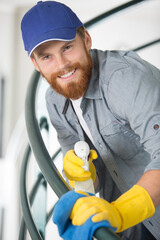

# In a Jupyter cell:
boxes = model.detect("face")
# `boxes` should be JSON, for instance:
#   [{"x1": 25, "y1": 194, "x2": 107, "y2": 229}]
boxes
[{"x1": 31, "y1": 30, "x2": 92, "y2": 100}]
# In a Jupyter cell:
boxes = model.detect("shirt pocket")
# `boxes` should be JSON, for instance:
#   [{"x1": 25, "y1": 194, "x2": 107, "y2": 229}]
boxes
[{"x1": 100, "y1": 122, "x2": 141, "y2": 160}]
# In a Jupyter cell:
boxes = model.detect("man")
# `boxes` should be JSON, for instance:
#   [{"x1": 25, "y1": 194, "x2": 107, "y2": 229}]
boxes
[{"x1": 21, "y1": 1, "x2": 160, "y2": 239}]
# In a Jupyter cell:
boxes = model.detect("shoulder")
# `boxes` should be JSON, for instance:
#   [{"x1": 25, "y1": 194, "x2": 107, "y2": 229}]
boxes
[
  {"x1": 97, "y1": 50, "x2": 160, "y2": 119},
  {"x1": 95, "y1": 49, "x2": 160, "y2": 93},
  {"x1": 91, "y1": 49, "x2": 152, "y2": 86},
  {"x1": 106, "y1": 50, "x2": 160, "y2": 95}
]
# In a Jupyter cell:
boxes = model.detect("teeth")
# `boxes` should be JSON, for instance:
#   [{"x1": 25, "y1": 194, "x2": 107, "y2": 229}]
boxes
[{"x1": 60, "y1": 69, "x2": 75, "y2": 78}]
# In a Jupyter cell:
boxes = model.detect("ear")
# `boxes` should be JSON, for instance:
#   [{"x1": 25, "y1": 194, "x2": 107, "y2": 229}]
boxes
[
  {"x1": 30, "y1": 57, "x2": 40, "y2": 72},
  {"x1": 84, "y1": 29, "x2": 92, "y2": 50}
]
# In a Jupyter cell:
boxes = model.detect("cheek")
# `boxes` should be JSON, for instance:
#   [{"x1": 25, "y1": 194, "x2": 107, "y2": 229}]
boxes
[
  {"x1": 74, "y1": 51, "x2": 88, "y2": 65},
  {"x1": 70, "y1": 45, "x2": 87, "y2": 63},
  {"x1": 39, "y1": 68, "x2": 52, "y2": 83},
  {"x1": 40, "y1": 64, "x2": 54, "y2": 79}
]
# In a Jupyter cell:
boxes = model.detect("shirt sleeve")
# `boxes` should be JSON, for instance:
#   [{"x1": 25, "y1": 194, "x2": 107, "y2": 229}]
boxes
[{"x1": 107, "y1": 51, "x2": 160, "y2": 171}]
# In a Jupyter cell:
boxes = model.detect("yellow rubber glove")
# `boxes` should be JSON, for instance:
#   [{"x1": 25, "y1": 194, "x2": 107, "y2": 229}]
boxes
[
  {"x1": 63, "y1": 149, "x2": 97, "y2": 188},
  {"x1": 70, "y1": 185, "x2": 155, "y2": 232}
]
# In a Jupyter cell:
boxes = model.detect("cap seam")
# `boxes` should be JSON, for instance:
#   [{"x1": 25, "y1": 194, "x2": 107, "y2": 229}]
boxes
[{"x1": 61, "y1": 4, "x2": 74, "y2": 27}]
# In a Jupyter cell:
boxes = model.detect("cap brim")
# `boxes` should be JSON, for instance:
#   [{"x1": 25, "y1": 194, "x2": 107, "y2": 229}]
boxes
[{"x1": 28, "y1": 27, "x2": 76, "y2": 56}]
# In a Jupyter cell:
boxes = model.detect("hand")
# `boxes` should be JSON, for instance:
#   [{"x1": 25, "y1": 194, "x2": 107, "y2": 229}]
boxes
[
  {"x1": 53, "y1": 191, "x2": 116, "y2": 240},
  {"x1": 70, "y1": 185, "x2": 155, "y2": 232},
  {"x1": 63, "y1": 149, "x2": 97, "y2": 185}
]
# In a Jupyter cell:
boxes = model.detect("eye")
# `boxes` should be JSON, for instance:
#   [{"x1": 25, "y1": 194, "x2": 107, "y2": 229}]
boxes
[
  {"x1": 43, "y1": 55, "x2": 50, "y2": 60},
  {"x1": 64, "y1": 45, "x2": 72, "y2": 51}
]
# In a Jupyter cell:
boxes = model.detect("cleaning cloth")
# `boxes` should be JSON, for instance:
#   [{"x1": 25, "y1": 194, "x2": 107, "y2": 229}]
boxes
[{"x1": 53, "y1": 191, "x2": 116, "y2": 240}]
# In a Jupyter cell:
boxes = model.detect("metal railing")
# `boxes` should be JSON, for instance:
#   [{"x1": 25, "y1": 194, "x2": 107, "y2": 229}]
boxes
[
  {"x1": 84, "y1": 0, "x2": 145, "y2": 28},
  {"x1": 22, "y1": 70, "x2": 120, "y2": 240}
]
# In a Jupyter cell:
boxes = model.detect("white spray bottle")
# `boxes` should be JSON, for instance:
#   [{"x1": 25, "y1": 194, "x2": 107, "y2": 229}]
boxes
[{"x1": 74, "y1": 141, "x2": 95, "y2": 194}]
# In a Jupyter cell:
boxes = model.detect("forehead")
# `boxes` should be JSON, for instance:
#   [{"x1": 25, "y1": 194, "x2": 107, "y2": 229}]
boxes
[
  {"x1": 33, "y1": 34, "x2": 81, "y2": 56},
  {"x1": 33, "y1": 40, "x2": 69, "y2": 55}
]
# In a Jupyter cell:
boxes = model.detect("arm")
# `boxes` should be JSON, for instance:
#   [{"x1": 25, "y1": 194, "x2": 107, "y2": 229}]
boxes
[
  {"x1": 137, "y1": 169, "x2": 160, "y2": 207},
  {"x1": 107, "y1": 52, "x2": 160, "y2": 206}
]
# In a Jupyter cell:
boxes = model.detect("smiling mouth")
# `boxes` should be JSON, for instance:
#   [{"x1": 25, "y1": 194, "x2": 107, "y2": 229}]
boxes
[{"x1": 59, "y1": 69, "x2": 76, "y2": 79}]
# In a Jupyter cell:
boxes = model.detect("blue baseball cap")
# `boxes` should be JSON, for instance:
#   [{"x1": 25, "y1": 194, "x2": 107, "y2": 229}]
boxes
[{"x1": 21, "y1": 1, "x2": 83, "y2": 56}]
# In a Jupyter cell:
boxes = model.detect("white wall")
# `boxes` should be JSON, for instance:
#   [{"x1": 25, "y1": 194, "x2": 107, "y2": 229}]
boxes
[{"x1": 0, "y1": 4, "x2": 34, "y2": 156}]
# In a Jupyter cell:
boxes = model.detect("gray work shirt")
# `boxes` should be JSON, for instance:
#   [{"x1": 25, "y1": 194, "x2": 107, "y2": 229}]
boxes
[{"x1": 46, "y1": 49, "x2": 160, "y2": 239}]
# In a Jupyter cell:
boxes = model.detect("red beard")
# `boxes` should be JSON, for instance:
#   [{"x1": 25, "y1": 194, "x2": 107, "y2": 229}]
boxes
[{"x1": 43, "y1": 52, "x2": 92, "y2": 99}]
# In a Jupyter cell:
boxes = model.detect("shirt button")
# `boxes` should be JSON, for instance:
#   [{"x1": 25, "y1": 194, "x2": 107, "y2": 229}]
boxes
[{"x1": 153, "y1": 124, "x2": 159, "y2": 130}]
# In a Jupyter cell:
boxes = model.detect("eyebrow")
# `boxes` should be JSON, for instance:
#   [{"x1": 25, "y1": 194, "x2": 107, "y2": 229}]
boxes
[{"x1": 35, "y1": 39, "x2": 76, "y2": 58}]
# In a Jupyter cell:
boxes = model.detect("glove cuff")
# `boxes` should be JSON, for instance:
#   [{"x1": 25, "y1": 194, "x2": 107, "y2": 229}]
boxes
[{"x1": 113, "y1": 185, "x2": 155, "y2": 232}]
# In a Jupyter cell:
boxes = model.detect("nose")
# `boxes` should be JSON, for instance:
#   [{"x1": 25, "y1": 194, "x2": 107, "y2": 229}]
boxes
[{"x1": 55, "y1": 54, "x2": 70, "y2": 70}]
